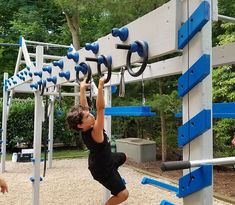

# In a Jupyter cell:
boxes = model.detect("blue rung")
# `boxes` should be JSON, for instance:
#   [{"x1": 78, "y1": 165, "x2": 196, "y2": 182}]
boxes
[
  {"x1": 177, "y1": 165, "x2": 212, "y2": 198},
  {"x1": 176, "y1": 102, "x2": 235, "y2": 119},
  {"x1": 178, "y1": 109, "x2": 211, "y2": 147},
  {"x1": 160, "y1": 200, "x2": 175, "y2": 205},
  {"x1": 141, "y1": 177, "x2": 178, "y2": 193},
  {"x1": 178, "y1": 1, "x2": 210, "y2": 49},
  {"x1": 213, "y1": 102, "x2": 235, "y2": 118},
  {"x1": 105, "y1": 106, "x2": 156, "y2": 116},
  {"x1": 178, "y1": 54, "x2": 210, "y2": 97}
]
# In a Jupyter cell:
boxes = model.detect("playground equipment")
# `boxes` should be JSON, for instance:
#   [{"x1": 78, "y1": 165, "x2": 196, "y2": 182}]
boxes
[{"x1": 1, "y1": 0, "x2": 235, "y2": 205}]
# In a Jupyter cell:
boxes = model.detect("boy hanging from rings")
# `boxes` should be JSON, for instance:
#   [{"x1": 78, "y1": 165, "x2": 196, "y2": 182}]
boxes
[{"x1": 66, "y1": 77, "x2": 129, "y2": 205}]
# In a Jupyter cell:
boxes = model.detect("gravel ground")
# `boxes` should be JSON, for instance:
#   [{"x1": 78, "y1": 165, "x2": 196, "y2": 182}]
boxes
[{"x1": 0, "y1": 158, "x2": 232, "y2": 205}]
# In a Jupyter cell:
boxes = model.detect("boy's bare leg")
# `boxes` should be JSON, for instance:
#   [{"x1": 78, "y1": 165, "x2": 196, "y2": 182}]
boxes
[{"x1": 104, "y1": 189, "x2": 129, "y2": 205}]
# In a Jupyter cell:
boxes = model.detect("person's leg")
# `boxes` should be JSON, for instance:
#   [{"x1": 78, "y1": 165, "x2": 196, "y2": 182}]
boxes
[
  {"x1": 112, "y1": 152, "x2": 127, "y2": 169},
  {"x1": 101, "y1": 170, "x2": 128, "y2": 205},
  {"x1": 104, "y1": 189, "x2": 129, "y2": 205}
]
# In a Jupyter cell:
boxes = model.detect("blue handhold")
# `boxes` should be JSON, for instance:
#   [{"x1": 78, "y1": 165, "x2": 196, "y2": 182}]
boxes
[
  {"x1": 47, "y1": 76, "x2": 57, "y2": 84},
  {"x1": 37, "y1": 80, "x2": 43, "y2": 86},
  {"x1": 19, "y1": 76, "x2": 25, "y2": 81},
  {"x1": 59, "y1": 71, "x2": 70, "y2": 80},
  {"x1": 97, "y1": 55, "x2": 112, "y2": 66},
  {"x1": 160, "y1": 200, "x2": 175, "y2": 205},
  {"x1": 112, "y1": 27, "x2": 129, "y2": 41},
  {"x1": 29, "y1": 72, "x2": 33, "y2": 77},
  {"x1": 19, "y1": 36, "x2": 23, "y2": 47},
  {"x1": 42, "y1": 65, "x2": 52, "y2": 74},
  {"x1": 24, "y1": 71, "x2": 28, "y2": 75},
  {"x1": 85, "y1": 42, "x2": 99, "y2": 54},
  {"x1": 30, "y1": 83, "x2": 38, "y2": 89},
  {"x1": 111, "y1": 85, "x2": 117, "y2": 94},
  {"x1": 177, "y1": 165, "x2": 212, "y2": 198},
  {"x1": 178, "y1": 54, "x2": 210, "y2": 97},
  {"x1": 74, "y1": 64, "x2": 87, "y2": 75},
  {"x1": 178, "y1": 109, "x2": 211, "y2": 147},
  {"x1": 13, "y1": 81, "x2": 17, "y2": 84},
  {"x1": 67, "y1": 47, "x2": 79, "y2": 63},
  {"x1": 141, "y1": 177, "x2": 178, "y2": 193},
  {"x1": 30, "y1": 176, "x2": 43, "y2": 183},
  {"x1": 130, "y1": 41, "x2": 148, "y2": 57},
  {"x1": 178, "y1": 1, "x2": 210, "y2": 49},
  {"x1": 26, "y1": 66, "x2": 31, "y2": 71},
  {"x1": 20, "y1": 71, "x2": 24, "y2": 75},
  {"x1": 34, "y1": 71, "x2": 43, "y2": 78},
  {"x1": 52, "y1": 60, "x2": 64, "y2": 69}
]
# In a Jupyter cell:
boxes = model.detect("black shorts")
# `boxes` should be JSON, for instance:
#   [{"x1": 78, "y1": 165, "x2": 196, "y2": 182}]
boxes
[{"x1": 90, "y1": 152, "x2": 126, "y2": 196}]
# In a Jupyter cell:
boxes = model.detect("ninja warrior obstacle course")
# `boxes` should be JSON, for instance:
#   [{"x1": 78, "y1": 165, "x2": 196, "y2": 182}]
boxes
[{"x1": 1, "y1": 0, "x2": 235, "y2": 205}]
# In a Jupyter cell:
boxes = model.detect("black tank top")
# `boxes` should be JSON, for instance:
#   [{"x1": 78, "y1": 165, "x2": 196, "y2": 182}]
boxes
[{"x1": 81, "y1": 128, "x2": 114, "y2": 173}]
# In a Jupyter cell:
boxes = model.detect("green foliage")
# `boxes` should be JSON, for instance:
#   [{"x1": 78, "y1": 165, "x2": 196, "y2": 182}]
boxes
[
  {"x1": 213, "y1": 119, "x2": 235, "y2": 157},
  {"x1": 0, "y1": 98, "x2": 81, "y2": 151}
]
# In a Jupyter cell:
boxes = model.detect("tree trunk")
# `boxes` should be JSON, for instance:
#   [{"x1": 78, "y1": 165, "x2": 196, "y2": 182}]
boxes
[
  {"x1": 64, "y1": 12, "x2": 80, "y2": 105},
  {"x1": 159, "y1": 79, "x2": 167, "y2": 161}
]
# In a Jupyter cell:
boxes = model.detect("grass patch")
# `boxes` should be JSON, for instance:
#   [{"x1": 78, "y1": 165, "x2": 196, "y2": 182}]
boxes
[{"x1": 5, "y1": 149, "x2": 89, "y2": 161}]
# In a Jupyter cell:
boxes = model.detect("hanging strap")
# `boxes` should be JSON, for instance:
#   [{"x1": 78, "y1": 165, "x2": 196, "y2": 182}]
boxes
[{"x1": 119, "y1": 67, "x2": 126, "y2": 97}]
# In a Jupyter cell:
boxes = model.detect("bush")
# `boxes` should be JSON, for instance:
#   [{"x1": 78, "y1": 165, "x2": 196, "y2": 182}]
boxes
[{"x1": 0, "y1": 98, "x2": 81, "y2": 151}]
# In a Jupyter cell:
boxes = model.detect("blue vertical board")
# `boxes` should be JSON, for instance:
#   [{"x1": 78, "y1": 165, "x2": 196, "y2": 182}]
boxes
[
  {"x1": 178, "y1": 54, "x2": 210, "y2": 97},
  {"x1": 178, "y1": 109, "x2": 211, "y2": 147},
  {"x1": 178, "y1": 1, "x2": 210, "y2": 49},
  {"x1": 177, "y1": 165, "x2": 212, "y2": 198}
]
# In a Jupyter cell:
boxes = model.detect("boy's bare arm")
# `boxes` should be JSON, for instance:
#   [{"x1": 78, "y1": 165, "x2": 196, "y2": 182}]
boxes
[
  {"x1": 79, "y1": 80, "x2": 89, "y2": 107},
  {"x1": 92, "y1": 78, "x2": 105, "y2": 143}
]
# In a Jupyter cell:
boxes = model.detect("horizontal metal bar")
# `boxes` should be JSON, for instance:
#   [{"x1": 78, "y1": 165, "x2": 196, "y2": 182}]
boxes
[
  {"x1": 218, "y1": 14, "x2": 235, "y2": 24},
  {"x1": 190, "y1": 157, "x2": 235, "y2": 167},
  {"x1": 28, "y1": 53, "x2": 64, "y2": 60},
  {"x1": 161, "y1": 157, "x2": 235, "y2": 171},
  {"x1": 25, "y1": 40, "x2": 70, "y2": 48},
  {"x1": 43, "y1": 92, "x2": 95, "y2": 97}
]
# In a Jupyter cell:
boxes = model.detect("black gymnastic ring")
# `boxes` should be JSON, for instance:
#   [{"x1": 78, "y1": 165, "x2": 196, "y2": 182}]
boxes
[
  {"x1": 97, "y1": 55, "x2": 112, "y2": 84},
  {"x1": 76, "y1": 62, "x2": 92, "y2": 84},
  {"x1": 126, "y1": 40, "x2": 148, "y2": 77}
]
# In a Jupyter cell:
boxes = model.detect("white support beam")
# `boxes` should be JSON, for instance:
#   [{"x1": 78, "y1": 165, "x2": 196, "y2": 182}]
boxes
[
  {"x1": 29, "y1": 53, "x2": 64, "y2": 60},
  {"x1": 48, "y1": 93, "x2": 54, "y2": 169},
  {"x1": 32, "y1": 46, "x2": 44, "y2": 205},
  {"x1": 1, "y1": 73, "x2": 8, "y2": 173},
  {"x1": 218, "y1": 14, "x2": 235, "y2": 24},
  {"x1": 212, "y1": 42, "x2": 235, "y2": 67}
]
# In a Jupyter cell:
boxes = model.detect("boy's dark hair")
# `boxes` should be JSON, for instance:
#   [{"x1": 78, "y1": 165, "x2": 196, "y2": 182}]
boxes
[{"x1": 66, "y1": 105, "x2": 89, "y2": 131}]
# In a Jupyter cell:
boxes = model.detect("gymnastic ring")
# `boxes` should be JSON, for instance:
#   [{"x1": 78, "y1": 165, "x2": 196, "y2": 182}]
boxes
[
  {"x1": 75, "y1": 62, "x2": 92, "y2": 84},
  {"x1": 126, "y1": 40, "x2": 148, "y2": 77},
  {"x1": 97, "y1": 55, "x2": 112, "y2": 84}
]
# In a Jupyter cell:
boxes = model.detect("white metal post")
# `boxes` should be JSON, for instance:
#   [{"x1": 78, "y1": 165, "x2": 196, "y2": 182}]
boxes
[
  {"x1": 1, "y1": 73, "x2": 9, "y2": 173},
  {"x1": 48, "y1": 94, "x2": 54, "y2": 169},
  {"x1": 32, "y1": 45, "x2": 44, "y2": 205},
  {"x1": 103, "y1": 85, "x2": 112, "y2": 202},
  {"x1": 181, "y1": 1, "x2": 213, "y2": 205}
]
